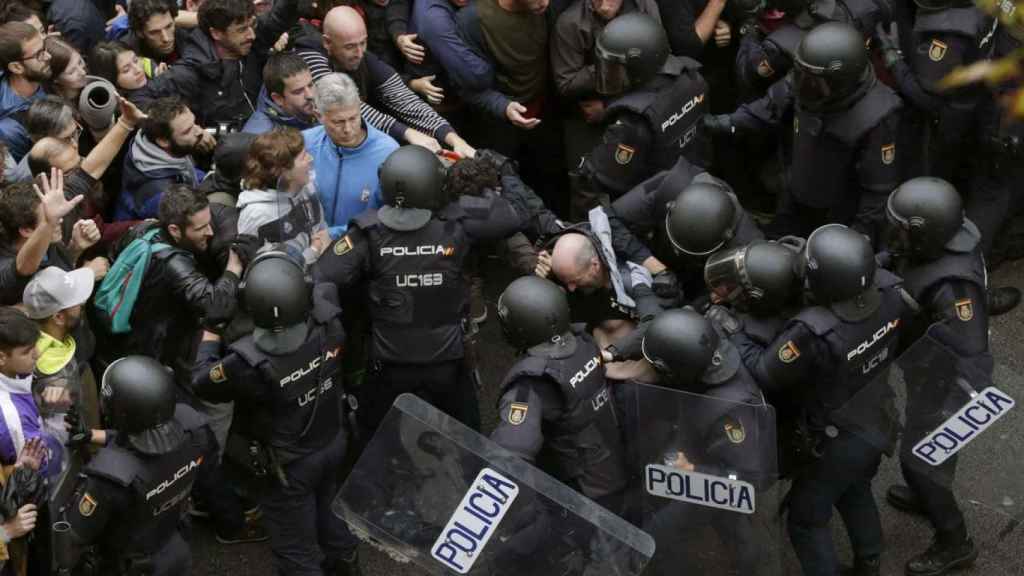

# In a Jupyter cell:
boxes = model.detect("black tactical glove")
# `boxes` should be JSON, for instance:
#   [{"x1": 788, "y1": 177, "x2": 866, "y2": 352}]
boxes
[
  {"x1": 230, "y1": 233, "x2": 261, "y2": 270},
  {"x1": 707, "y1": 304, "x2": 743, "y2": 336},
  {"x1": 652, "y1": 270, "x2": 683, "y2": 308},
  {"x1": 703, "y1": 114, "x2": 735, "y2": 135},
  {"x1": 64, "y1": 408, "x2": 90, "y2": 449},
  {"x1": 875, "y1": 23, "x2": 902, "y2": 68}
]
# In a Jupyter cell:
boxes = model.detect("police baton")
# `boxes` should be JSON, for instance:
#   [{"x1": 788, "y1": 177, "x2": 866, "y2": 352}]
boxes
[{"x1": 52, "y1": 521, "x2": 74, "y2": 575}]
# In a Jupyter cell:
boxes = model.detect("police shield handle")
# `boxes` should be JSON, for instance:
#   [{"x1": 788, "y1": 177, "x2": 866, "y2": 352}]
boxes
[
  {"x1": 912, "y1": 386, "x2": 1016, "y2": 467},
  {"x1": 431, "y1": 468, "x2": 520, "y2": 574}
]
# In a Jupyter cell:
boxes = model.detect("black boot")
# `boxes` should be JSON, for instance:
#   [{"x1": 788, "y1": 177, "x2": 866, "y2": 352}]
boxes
[
  {"x1": 988, "y1": 286, "x2": 1021, "y2": 316},
  {"x1": 905, "y1": 537, "x2": 977, "y2": 576},
  {"x1": 841, "y1": 556, "x2": 881, "y2": 576},
  {"x1": 886, "y1": 484, "x2": 925, "y2": 515}
]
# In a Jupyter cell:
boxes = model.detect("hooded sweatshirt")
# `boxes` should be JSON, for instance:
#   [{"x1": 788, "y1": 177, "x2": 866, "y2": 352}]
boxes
[
  {"x1": 0, "y1": 73, "x2": 45, "y2": 162},
  {"x1": 242, "y1": 89, "x2": 318, "y2": 135},
  {"x1": 0, "y1": 372, "x2": 61, "y2": 478},
  {"x1": 303, "y1": 121, "x2": 398, "y2": 238},
  {"x1": 236, "y1": 183, "x2": 328, "y2": 266},
  {"x1": 116, "y1": 133, "x2": 198, "y2": 221},
  {"x1": 33, "y1": 332, "x2": 79, "y2": 447}
]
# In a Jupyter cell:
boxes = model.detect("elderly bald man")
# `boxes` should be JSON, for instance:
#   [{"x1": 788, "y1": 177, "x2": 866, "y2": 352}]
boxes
[{"x1": 297, "y1": 6, "x2": 476, "y2": 158}]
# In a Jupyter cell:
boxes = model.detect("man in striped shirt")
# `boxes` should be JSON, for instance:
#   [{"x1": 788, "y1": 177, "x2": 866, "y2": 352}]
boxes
[{"x1": 298, "y1": 6, "x2": 476, "y2": 158}]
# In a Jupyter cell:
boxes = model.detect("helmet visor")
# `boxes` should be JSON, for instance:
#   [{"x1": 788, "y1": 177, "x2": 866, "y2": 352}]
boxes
[
  {"x1": 794, "y1": 67, "x2": 833, "y2": 108},
  {"x1": 704, "y1": 246, "x2": 748, "y2": 305},
  {"x1": 595, "y1": 44, "x2": 630, "y2": 95}
]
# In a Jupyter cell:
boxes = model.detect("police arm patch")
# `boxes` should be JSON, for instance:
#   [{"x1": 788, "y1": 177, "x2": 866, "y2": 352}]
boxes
[
  {"x1": 209, "y1": 363, "x2": 227, "y2": 383},
  {"x1": 79, "y1": 492, "x2": 98, "y2": 517},
  {"x1": 614, "y1": 144, "x2": 635, "y2": 165},
  {"x1": 928, "y1": 39, "x2": 948, "y2": 62},
  {"x1": 333, "y1": 235, "x2": 354, "y2": 256},
  {"x1": 881, "y1": 143, "x2": 896, "y2": 165},
  {"x1": 778, "y1": 340, "x2": 800, "y2": 363},
  {"x1": 724, "y1": 416, "x2": 746, "y2": 444},
  {"x1": 955, "y1": 298, "x2": 974, "y2": 321},
  {"x1": 508, "y1": 403, "x2": 529, "y2": 426}
]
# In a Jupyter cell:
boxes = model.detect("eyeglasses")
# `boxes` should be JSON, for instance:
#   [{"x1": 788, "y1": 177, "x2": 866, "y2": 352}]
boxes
[
  {"x1": 20, "y1": 46, "x2": 50, "y2": 63},
  {"x1": 61, "y1": 123, "x2": 82, "y2": 144}
]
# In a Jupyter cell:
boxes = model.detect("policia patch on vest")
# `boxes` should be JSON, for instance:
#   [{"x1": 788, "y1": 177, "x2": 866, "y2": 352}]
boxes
[
  {"x1": 79, "y1": 492, "x2": 98, "y2": 517},
  {"x1": 615, "y1": 144, "x2": 635, "y2": 165},
  {"x1": 508, "y1": 403, "x2": 529, "y2": 425},
  {"x1": 779, "y1": 341, "x2": 800, "y2": 363},
  {"x1": 333, "y1": 235, "x2": 354, "y2": 256},
  {"x1": 929, "y1": 39, "x2": 948, "y2": 62},
  {"x1": 881, "y1": 143, "x2": 896, "y2": 165},
  {"x1": 955, "y1": 298, "x2": 974, "y2": 321},
  {"x1": 209, "y1": 363, "x2": 227, "y2": 383},
  {"x1": 724, "y1": 417, "x2": 746, "y2": 444}
]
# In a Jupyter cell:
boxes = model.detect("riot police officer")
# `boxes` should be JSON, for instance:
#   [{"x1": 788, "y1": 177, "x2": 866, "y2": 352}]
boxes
[
  {"x1": 633, "y1": 309, "x2": 774, "y2": 573},
  {"x1": 191, "y1": 252, "x2": 361, "y2": 576},
  {"x1": 315, "y1": 145, "x2": 522, "y2": 433},
  {"x1": 60, "y1": 356, "x2": 217, "y2": 576},
  {"x1": 491, "y1": 275, "x2": 629, "y2": 509},
  {"x1": 575, "y1": 12, "x2": 710, "y2": 216},
  {"x1": 735, "y1": 0, "x2": 892, "y2": 99},
  {"x1": 611, "y1": 172, "x2": 764, "y2": 303},
  {"x1": 724, "y1": 224, "x2": 907, "y2": 576},
  {"x1": 874, "y1": 0, "x2": 991, "y2": 181},
  {"x1": 881, "y1": 177, "x2": 986, "y2": 575}
]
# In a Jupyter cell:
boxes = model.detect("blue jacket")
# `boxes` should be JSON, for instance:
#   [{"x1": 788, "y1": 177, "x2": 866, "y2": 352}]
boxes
[
  {"x1": 303, "y1": 122, "x2": 399, "y2": 238},
  {"x1": 411, "y1": 0, "x2": 493, "y2": 91},
  {"x1": 242, "y1": 89, "x2": 318, "y2": 135},
  {"x1": 116, "y1": 137, "x2": 199, "y2": 221},
  {"x1": 0, "y1": 74, "x2": 45, "y2": 162}
]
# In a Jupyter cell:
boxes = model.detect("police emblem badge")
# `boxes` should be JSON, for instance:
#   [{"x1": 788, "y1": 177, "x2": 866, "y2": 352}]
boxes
[
  {"x1": 333, "y1": 235, "x2": 353, "y2": 256},
  {"x1": 929, "y1": 39, "x2": 948, "y2": 62},
  {"x1": 79, "y1": 492, "x2": 98, "y2": 517},
  {"x1": 724, "y1": 417, "x2": 746, "y2": 444},
  {"x1": 756, "y1": 58, "x2": 775, "y2": 78},
  {"x1": 508, "y1": 403, "x2": 529, "y2": 425},
  {"x1": 778, "y1": 341, "x2": 800, "y2": 363},
  {"x1": 881, "y1": 143, "x2": 896, "y2": 165},
  {"x1": 209, "y1": 363, "x2": 227, "y2": 383},
  {"x1": 955, "y1": 298, "x2": 974, "y2": 321},
  {"x1": 615, "y1": 144, "x2": 635, "y2": 165}
]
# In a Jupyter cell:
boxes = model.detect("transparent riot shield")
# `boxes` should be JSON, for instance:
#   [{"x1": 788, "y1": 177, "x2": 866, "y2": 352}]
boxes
[
  {"x1": 893, "y1": 330, "x2": 1023, "y2": 558},
  {"x1": 333, "y1": 393, "x2": 656, "y2": 575},
  {"x1": 619, "y1": 381, "x2": 781, "y2": 576}
]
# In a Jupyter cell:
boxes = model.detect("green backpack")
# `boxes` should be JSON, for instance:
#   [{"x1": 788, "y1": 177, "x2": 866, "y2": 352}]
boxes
[{"x1": 93, "y1": 228, "x2": 171, "y2": 335}]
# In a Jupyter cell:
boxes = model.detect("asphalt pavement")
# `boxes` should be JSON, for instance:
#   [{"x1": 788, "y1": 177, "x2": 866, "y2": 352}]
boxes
[{"x1": 190, "y1": 258, "x2": 1024, "y2": 576}]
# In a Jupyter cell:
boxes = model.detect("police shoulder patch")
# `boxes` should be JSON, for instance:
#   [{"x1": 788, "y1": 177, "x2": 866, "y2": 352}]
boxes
[
  {"x1": 333, "y1": 235, "x2": 353, "y2": 256},
  {"x1": 724, "y1": 416, "x2": 746, "y2": 444},
  {"x1": 614, "y1": 144, "x2": 635, "y2": 165},
  {"x1": 508, "y1": 402, "x2": 529, "y2": 426},
  {"x1": 79, "y1": 492, "x2": 98, "y2": 517},
  {"x1": 955, "y1": 298, "x2": 974, "y2": 322},
  {"x1": 779, "y1": 340, "x2": 801, "y2": 363},
  {"x1": 881, "y1": 143, "x2": 896, "y2": 165},
  {"x1": 209, "y1": 363, "x2": 227, "y2": 384},
  {"x1": 929, "y1": 39, "x2": 948, "y2": 62}
]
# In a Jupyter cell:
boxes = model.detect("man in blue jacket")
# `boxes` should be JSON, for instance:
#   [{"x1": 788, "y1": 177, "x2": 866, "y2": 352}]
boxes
[
  {"x1": 304, "y1": 73, "x2": 399, "y2": 239},
  {"x1": 0, "y1": 22, "x2": 50, "y2": 162},
  {"x1": 242, "y1": 53, "x2": 318, "y2": 134}
]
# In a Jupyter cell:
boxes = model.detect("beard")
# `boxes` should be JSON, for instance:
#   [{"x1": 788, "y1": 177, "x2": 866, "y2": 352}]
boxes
[
  {"x1": 22, "y1": 65, "x2": 52, "y2": 83},
  {"x1": 167, "y1": 138, "x2": 198, "y2": 157}
]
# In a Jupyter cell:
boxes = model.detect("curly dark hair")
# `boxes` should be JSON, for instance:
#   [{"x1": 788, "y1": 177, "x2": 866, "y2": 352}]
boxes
[
  {"x1": 198, "y1": 0, "x2": 256, "y2": 33},
  {"x1": 244, "y1": 127, "x2": 305, "y2": 190},
  {"x1": 447, "y1": 157, "x2": 499, "y2": 198},
  {"x1": 159, "y1": 184, "x2": 210, "y2": 233},
  {"x1": 143, "y1": 96, "x2": 190, "y2": 143},
  {"x1": 128, "y1": 0, "x2": 178, "y2": 36},
  {"x1": 0, "y1": 182, "x2": 41, "y2": 246}
]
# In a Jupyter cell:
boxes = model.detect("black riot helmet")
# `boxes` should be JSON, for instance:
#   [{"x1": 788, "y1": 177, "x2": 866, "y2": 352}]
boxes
[
  {"x1": 594, "y1": 13, "x2": 671, "y2": 95},
  {"x1": 886, "y1": 177, "x2": 964, "y2": 259},
  {"x1": 642, "y1": 309, "x2": 720, "y2": 389},
  {"x1": 241, "y1": 251, "x2": 312, "y2": 355},
  {"x1": 497, "y1": 276, "x2": 571, "y2": 351},
  {"x1": 665, "y1": 180, "x2": 739, "y2": 257},
  {"x1": 705, "y1": 238, "x2": 804, "y2": 315},
  {"x1": 101, "y1": 356, "x2": 176, "y2": 437},
  {"x1": 803, "y1": 224, "x2": 876, "y2": 305},
  {"x1": 794, "y1": 22, "x2": 872, "y2": 113}
]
